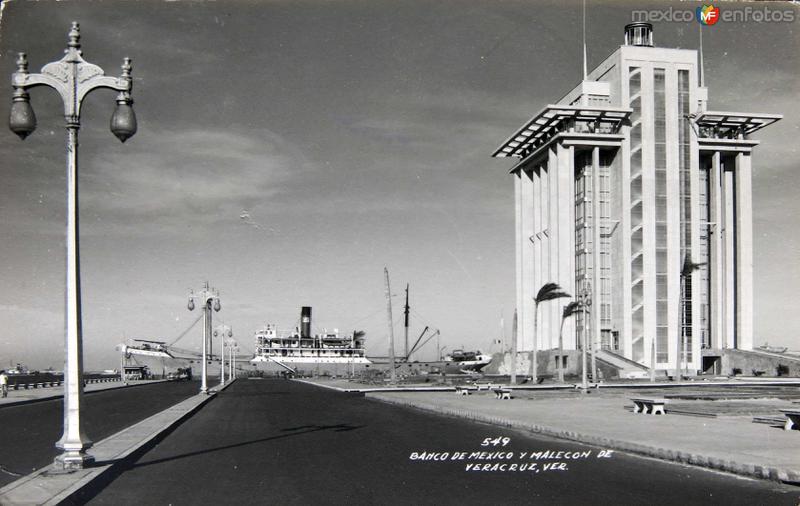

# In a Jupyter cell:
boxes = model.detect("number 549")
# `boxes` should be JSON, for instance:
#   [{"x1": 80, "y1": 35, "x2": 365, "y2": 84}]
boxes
[{"x1": 481, "y1": 437, "x2": 510, "y2": 447}]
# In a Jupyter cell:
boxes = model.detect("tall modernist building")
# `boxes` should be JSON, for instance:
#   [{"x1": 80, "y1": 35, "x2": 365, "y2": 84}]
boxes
[{"x1": 492, "y1": 24, "x2": 781, "y2": 373}]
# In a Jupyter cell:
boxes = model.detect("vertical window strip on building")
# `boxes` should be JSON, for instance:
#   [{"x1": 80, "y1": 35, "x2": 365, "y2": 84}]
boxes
[
  {"x1": 599, "y1": 152, "x2": 613, "y2": 344},
  {"x1": 678, "y1": 69, "x2": 693, "y2": 361},
  {"x1": 575, "y1": 152, "x2": 592, "y2": 347},
  {"x1": 654, "y1": 68, "x2": 668, "y2": 363},
  {"x1": 698, "y1": 159, "x2": 711, "y2": 348}
]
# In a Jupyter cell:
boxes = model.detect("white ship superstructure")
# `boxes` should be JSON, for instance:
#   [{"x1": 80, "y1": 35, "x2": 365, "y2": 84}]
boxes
[{"x1": 251, "y1": 307, "x2": 370, "y2": 366}]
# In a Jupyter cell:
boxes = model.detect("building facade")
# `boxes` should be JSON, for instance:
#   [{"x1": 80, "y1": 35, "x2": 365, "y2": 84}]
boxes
[{"x1": 493, "y1": 24, "x2": 781, "y2": 373}]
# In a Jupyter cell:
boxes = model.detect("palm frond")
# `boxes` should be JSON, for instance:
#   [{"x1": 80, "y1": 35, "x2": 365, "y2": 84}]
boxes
[
  {"x1": 535, "y1": 282, "x2": 571, "y2": 303},
  {"x1": 681, "y1": 254, "x2": 706, "y2": 277},
  {"x1": 562, "y1": 301, "x2": 581, "y2": 319}
]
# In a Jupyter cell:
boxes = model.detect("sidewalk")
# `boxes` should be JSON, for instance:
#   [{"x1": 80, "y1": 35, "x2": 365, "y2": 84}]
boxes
[
  {"x1": 363, "y1": 388, "x2": 800, "y2": 484},
  {"x1": 297, "y1": 378, "x2": 800, "y2": 484},
  {"x1": 0, "y1": 379, "x2": 236, "y2": 505},
  {"x1": 0, "y1": 380, "x2": 168, "y2": 408}
]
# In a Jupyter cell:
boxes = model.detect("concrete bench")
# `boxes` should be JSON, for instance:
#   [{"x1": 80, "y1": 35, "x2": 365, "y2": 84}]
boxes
[
  {"x1": 492, "y1": 388, "x2": 513, "y2": 400},
  {"x1": 631, "y1": 397, "x2": 667, "y2": 415},
  {"x1": 454, "y1": 386, "x2": 471, "y2": 396},
  {"x1": 473, "y1": 383, "x2": 494, "y2": 391},
  {"x1": 781, "y1": 410, "x2": 800, "y2": 431}
]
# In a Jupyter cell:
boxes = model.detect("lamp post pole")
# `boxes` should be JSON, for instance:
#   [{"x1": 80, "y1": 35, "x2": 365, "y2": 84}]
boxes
[
  {"x1": 580, "y1": 285, "x2": 592, "y2": 393},
  {"x1": 232, "y1": 343, "x2": 238, "y2": 379},
  {"x1": 8, "y1": 22, "x2": 137, "y2": 471},
  {"x1": 215, "y1": 325, "x2": 232, "y2": 386},
  {"x1": 225, "y1": 338, "x2": 238, "y2": 380},
  {"x1": 188, "y1": 282, "x2": 221, "y2": 394},
  {"x1": 229, "y1": 342, "x2": 233, "y2": 379}
]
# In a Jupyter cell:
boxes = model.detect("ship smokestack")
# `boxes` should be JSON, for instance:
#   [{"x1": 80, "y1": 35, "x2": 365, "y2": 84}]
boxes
[
  {"x1": 624, "y1": 22, "x2": 653, "y2": 47},
  {"x1": 301, "y1": 306, "x2": 312, "y2": 338}
]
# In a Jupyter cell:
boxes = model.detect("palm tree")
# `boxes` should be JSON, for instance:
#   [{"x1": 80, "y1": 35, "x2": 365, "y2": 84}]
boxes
[
  {"x1": 531, "y1": 283, "x2": 571, "y2": 383},
  {"x1": 677, "y1": 254, "x2": 705, "y2": 382},
  {"x1": 557, "y1": 301, "x2": 581, "y2": 383}
]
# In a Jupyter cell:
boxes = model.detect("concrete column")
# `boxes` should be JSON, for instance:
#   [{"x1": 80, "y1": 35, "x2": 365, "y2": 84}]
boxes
[
  {"x1": 533, "y1": 165, "x2": 542, "y2": 348},
  {"x1": 558, "y1": 144, "x2": 576, "y2": 352},
  {"x1": 689, "y1": 102, "x2": 702, "y2": 369},
  {"x1": 545, "y1": 147, "x2": 559, "y2": 352},
  {"x1": 709, "y1": 151, "x2": 724, "y2": 349},
  {"x1": 735, "y1": 153, "x2": 753, "y2": 350},
  {"x1": 723, "y1": 164, "x2": 736, "y2": 349},
  {"x1": 521, "y1": 168, "x2": 535, "y2": 351},
  {"x1": 514, "y1": 173, "x2": 523, "y2": 353}
]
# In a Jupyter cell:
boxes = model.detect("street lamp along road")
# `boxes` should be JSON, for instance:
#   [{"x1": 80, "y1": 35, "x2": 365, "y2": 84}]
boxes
[
  {"x1": 226, "y1": 338, "x2": 239, "y2": 380},
  {"x1": 188, "y1": 282, "x2": 222, "y2": 394},
  {"x1": 8, "y1": 22, "x2": 136, "y2": 471},
  {"x1": 215, "y1": 325, "x2": 233, "y2": 385}
]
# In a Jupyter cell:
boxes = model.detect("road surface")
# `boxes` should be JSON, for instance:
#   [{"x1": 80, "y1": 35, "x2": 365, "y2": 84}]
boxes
[
  {"x1": 80, "y1": 379, "x2": 799, "y2": 505},
  {"x1": 0, "y1": 380, "x2": 200, "y2": 487}
]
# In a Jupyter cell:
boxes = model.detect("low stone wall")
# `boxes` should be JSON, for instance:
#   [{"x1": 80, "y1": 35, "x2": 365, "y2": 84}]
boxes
[
  {"x1": 485, "y1": 351, "x2": 620, "y2": 379},
  {"x1": 703, "y1": 349, "x2": 800, "y2": 377}
]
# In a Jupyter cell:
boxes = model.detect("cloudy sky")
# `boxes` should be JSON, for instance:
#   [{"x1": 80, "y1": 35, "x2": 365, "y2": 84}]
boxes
[{"x1": 0, "y1": 0, "x2": 797, "y2": 369}]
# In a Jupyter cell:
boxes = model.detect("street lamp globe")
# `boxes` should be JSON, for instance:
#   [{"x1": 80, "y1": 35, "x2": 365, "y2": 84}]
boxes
[
  {"x1": 8, "y1": 55, "x2": 36, "y2": 140},
  {"x1": 109, "y1": 58, "x2": 137, "y2": 143},
  {"x1": 110, "y1": 93, "x2": 137, "y2": 142}
]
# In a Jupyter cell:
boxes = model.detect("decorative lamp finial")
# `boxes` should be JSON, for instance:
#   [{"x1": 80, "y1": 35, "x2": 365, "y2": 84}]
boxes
[
  {"x1": 121, "y1": 57, "x2": 132, "y2": 78},
  {"x1": 68, "y1": 22, "x2": 81, "y2": 49},
  {"x1": 15, "y1": 53, "x2": 28, "y2": 74}
]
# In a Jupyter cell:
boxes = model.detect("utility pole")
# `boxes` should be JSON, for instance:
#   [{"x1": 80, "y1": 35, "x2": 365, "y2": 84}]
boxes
[
  {"x1": 384, "y1": 267, "x2": 397, "y2": 384},
  {"x1": 404, "y1": 284, "x2": 410, "y2": 359},
  {"x1": 120, "y1": 348, "x2": 127, "y2": 385},
  {"x1": 510, "y1": 309, "x2": 518, "y2": 385}
]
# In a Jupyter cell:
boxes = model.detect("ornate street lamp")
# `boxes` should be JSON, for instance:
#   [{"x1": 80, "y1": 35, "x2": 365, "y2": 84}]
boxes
[
  {"x1": 8, "y1": 22, "x2": 136, "y2": 470},
  {"x1": 188, "y1": 282, "x2": 221, "y2": 394},
  {"x1": 214, "y1": 325, "x2": 233, "y2": 386},
  {"x1": 226, "y1": 338, "x2": 238, "y2": 380}
]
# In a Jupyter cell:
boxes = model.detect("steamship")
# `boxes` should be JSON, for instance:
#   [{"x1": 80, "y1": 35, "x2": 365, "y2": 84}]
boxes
[{"x1": 251, "y1": 307, "x2": 371, "y2": 368}]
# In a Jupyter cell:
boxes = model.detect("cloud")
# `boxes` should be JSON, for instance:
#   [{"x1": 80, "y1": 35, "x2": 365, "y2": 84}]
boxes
[{"x1": 76, "y1": 126, "x2": 309, "y2": 234}]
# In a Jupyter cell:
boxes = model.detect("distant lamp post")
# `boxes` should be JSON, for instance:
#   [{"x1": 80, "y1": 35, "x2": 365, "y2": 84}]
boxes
[
  {"x1": 188, "y1": 282, "x2": 222, "y2": 394},
  {"x1": 578, "y1": 284, "x2": 592, "y2": 393},
  {"x1": 226, "y1": 338, "x2": 238, "y2": 380},
  {"x1": 8, "y1": 22, "x2": 136, "y2": 471},
  {"x1": 215, "y1": 325, "x2": 233, "y2": 386}
]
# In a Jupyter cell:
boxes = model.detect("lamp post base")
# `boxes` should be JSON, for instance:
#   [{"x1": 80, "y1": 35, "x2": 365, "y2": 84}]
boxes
[{"x1": 54, "y1": 450, "x2": 95, "y2": 471}]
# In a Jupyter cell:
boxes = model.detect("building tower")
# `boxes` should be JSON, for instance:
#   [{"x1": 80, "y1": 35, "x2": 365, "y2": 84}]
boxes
[{"x1": 492, "y1": 23, "x2": 781, "y2": 373}]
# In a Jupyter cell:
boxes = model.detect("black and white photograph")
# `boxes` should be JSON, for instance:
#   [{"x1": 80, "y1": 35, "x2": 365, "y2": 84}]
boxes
[{"x1": 0, "y1": 0, "x2": 798, "y2": 504}]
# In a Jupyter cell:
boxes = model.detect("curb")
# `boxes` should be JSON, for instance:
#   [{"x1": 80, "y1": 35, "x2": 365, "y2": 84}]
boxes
[
  {"x1": 367, "y1": 393, "x2": 800, "y2": 485},
  {"x1": 0, "y1": 380, "x2": 170, "y2": 409},
  {"x1": 292, "y1": 378, "x2": 456, "y2": 393},
  {"x1": 0, "y1": 379, "x2": 237, "y2": 505}
]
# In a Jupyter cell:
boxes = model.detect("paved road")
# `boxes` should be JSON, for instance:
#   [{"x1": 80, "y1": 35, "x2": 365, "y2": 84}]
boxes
[
  {"x1": 81, "y1": 379, "x2": 799, "y2": 505},
  {"x1": 0, "y1": 380, "x2": 200, "y2": 487}
]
